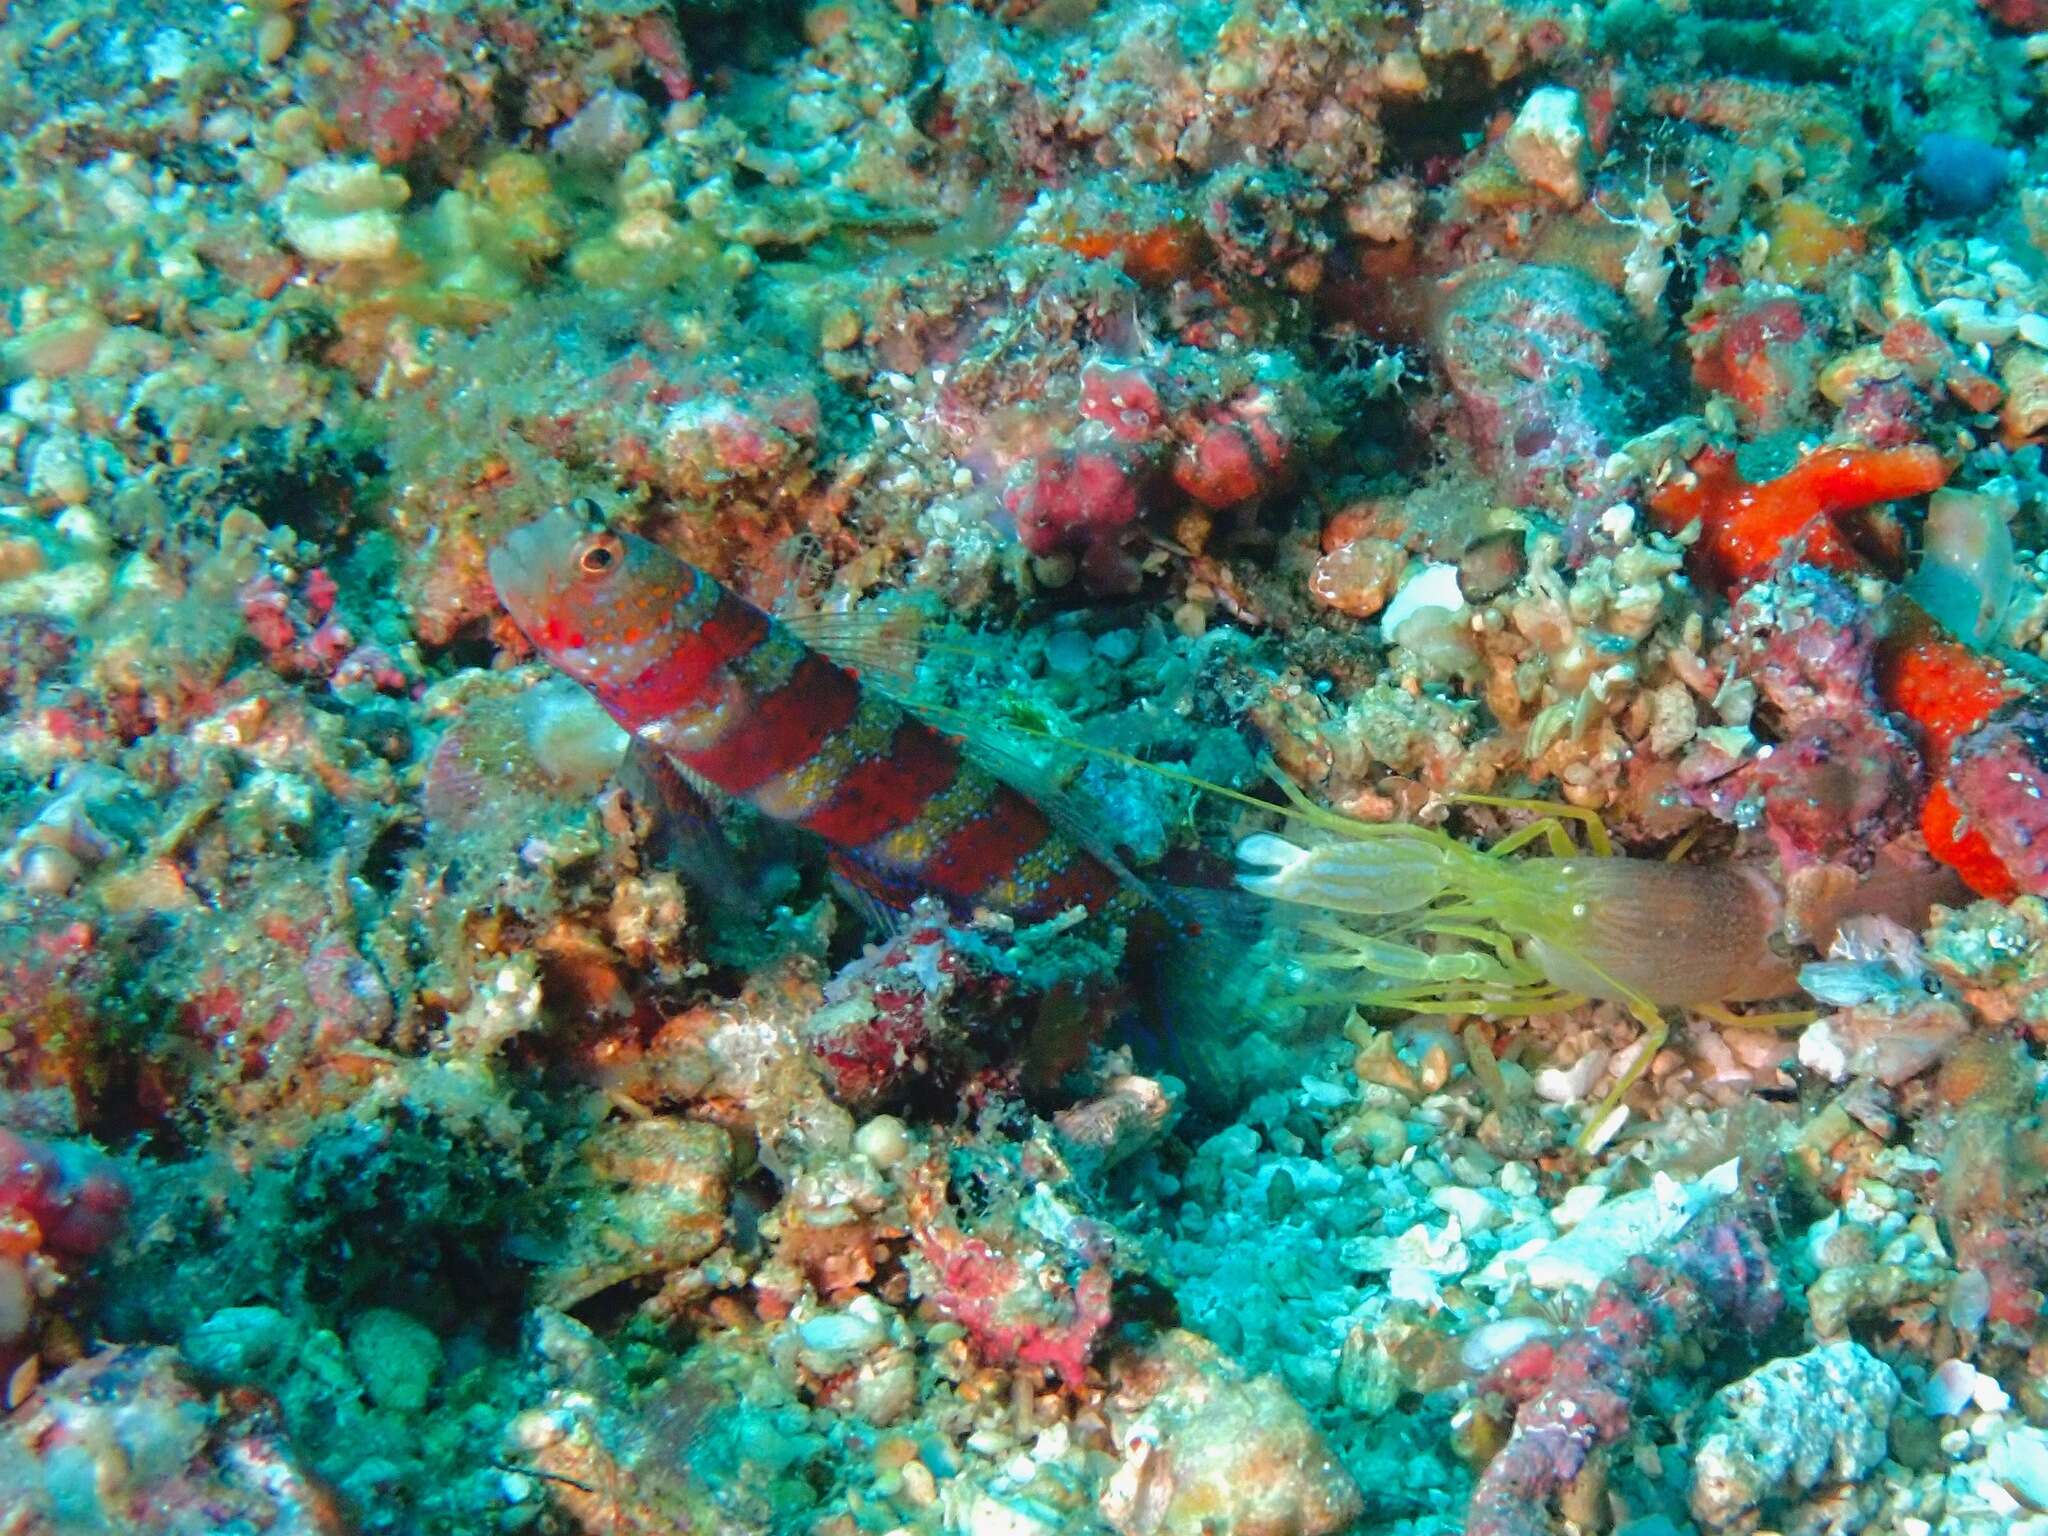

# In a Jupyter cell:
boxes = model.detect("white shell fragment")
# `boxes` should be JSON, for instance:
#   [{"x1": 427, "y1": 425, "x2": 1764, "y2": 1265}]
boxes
[
  {"x1": 1925, "y1": 1358, "x2": 2011, "y2": 1418},
  {"x1": 1532, "y1": 1048, "x2": 1610, "y2": 1105},
  {"x1": 1503, "y1": 86, "x2": 1590, "y2": 205},
  {"x1": 1377, "y1": 561, "x2": 1466, "y2": 636},
  {"x1": 1989, "y1": 1426, "x2": 2048, "y2": 1513},
  {"x1": 1477, "y1": 1160, "x2": 1741, "y2": 1294}
]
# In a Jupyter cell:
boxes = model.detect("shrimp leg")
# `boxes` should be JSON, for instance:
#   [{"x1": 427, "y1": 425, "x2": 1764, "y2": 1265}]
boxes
[
  {"x1": 1695, "y1": 1001, "x2": 1817, "y2": 1032},
  {"x1": 1450, "y1": 793, "x2": 1616, "y2": 858},
  {"x1": 1580, "y1": 999, "x2": 1810, "y2": 1150},
  {"x1": 1482, "y1": 817, "x2": 1581, "y2": 860},
  {"x1": 1578, "y1": 990, "x2": 1668, "y2": 1153}
]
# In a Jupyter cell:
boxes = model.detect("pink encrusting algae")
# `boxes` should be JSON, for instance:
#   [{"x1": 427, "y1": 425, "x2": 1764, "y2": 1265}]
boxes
[{"x1": 4, "y1": 0, "x2": 2048, "y2": 1532}]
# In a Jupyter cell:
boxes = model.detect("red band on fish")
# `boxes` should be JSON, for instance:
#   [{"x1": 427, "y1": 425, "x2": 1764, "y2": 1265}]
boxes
[
  {"x1": 685, "y1": 652, "x2": 863, "y2": 793},
  {"x1": 920, "y1": 787, "x2": 1054, "y2": 902},
  {"x1": 1024, "y1": 850, "x2": 1122, "y2": 922},
  {"x1": 600, "y1": 593, "x2": 769, "y2": 728},
  {"x1": 802, "y1": 718, "x2": 961, "y2": 847}
]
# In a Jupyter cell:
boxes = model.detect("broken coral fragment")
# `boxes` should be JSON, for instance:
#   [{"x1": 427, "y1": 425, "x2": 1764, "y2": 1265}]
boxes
[
  {"x1": 1100, "y1": 1330, "x2": 1363, "y2": 1536},
  {"x1": 278, "y1": 159, "x2": 409, "y2": 264},
  {"x1": 0, "y1": 1346, "x2": 344, "y2": 1534},
  {"x1": 1689, "y1": 1342, "x2": 1900, "y2": 1533}
]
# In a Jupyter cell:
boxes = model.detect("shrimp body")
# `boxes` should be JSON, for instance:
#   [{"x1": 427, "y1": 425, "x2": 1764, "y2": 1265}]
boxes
[
  {"x1": 1237, "y1": 795, "x2": 1804, "y2": 1141},
  {"x1": 1516, "y1": 860, "x2": 1798, "y2": 1008}
]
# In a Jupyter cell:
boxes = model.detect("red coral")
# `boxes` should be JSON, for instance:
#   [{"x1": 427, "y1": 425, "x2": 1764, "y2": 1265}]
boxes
[
  {"x1": 1980, "y1": 0, "x2": 2048, "y2": 27},
  {"x1": 1942, "y1": 703, "x2": 2048, "y2": 898},
  {"x1": 165, "y1": 912, "x2": 391, "y2": 1113},
  {"x1": 920, "y1": 1229, "x2": 1112, "y2": 1389},
  {"x1": 1650, "y1": 445, "x2": 1951, "y2": 595},
  {"x1": 0, "y1": 1128, "x2": 127, "y2": 1260},
  {"x1": 1690, "y1": 568, "x2": 1919, "y2": 869},
  {"x1": 1002, "y1": 444, "x2": 1153, "y2": 589},
  {"x1": 1171, "y1": 388, "x2": 1292, "y2": 510},
  {"x1": 1708, "y1": 566, "x2": 2034, "y2": 895},
  {"x1": 903, "y1": 1143, "x2": 1119, "y2": 1390},
  {"x1": 239, "y1": 570, "x2": 413, "y2": 697},
  {"x1": 807, "y1": 915, "x2": 1027, "y2": 1109},
  {"x1": 1836, "y1": 376, "x2": 1928, "y2": 448},
  {"x1": 1877, "y1": 617, "x2": 2025, "y2": 762},
  {"x1": 1079, "y1": 364, "x2": 1164, "y2": 442},
  {"x1": 1922, "y1": 782, "x2": 2019, "y2": 900},
  {"x1": 631, "y1": 12, "x2": 694, "y2": 100},
  {"x1": 1881, "y1": 315, "x2": 2004, "y2": 415},
  {"x1": 1729, "y1": 567, "x2": 1881, "y2": 725},
  {"x1": 1876, "y1": 608, "x2": 2035, "y2": 898},
  {"x1": 0, "y1": 1128, "x2": 126, "y2": 1388},
  {"x1": 239, "y1": 573, "x2": 298, "y2": 654},
  {"x1": 1688, "y1": 295, "x2": 1819, "y2": 433},
  {"x1": 330, "y1": 643, "x2": 411, "y2": 695},
  {"x1": 810, "y1": 922, "x2": 965, "y2": 1108},
  {"x1": 335, "y1": 44, "x2": 475, "y2": 167},
  {"x1": 1045, "y1": 217, "x2": 1209, "y2": 287},
  {"x1": 0, "y1": 919, "x2": 113, "y2": 1124},
  {"x1": 655, "y1": 387, "x2": 820, "y2": 497},
  {"x1": 1706, "y1": 716, "x2": 1920, "y2": 869}
]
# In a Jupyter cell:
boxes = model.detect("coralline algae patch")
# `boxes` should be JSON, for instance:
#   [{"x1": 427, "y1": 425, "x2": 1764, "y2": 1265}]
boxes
[{"x1": 4, "y1": 0, "x2": 2048, "y2": 1533}]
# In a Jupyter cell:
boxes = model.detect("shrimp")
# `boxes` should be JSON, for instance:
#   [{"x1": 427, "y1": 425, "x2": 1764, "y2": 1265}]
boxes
[
  {"x1": 1235, "y1": 784, "x2": 1809, "y2": 1147},
  {"x1": 883, "y1": 697, "x2": 1809, "y2": 1148}
]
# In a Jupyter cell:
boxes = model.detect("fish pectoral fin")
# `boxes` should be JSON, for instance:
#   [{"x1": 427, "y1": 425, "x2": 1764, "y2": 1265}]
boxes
[
  {"x1": 827, "y1": 849, "x2": 944, "y2": 933},
  {"x1": 619, "y1": 737, "x2": 737, "y2": 814},
  {"x1": 614, "y1": 741, "x2": 772, "y2": 920}
]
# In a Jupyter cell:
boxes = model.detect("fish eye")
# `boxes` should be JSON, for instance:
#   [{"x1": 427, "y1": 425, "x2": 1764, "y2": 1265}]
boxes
[{"x1": 576, "y1": 533, "x2": 623, "y2": 575}]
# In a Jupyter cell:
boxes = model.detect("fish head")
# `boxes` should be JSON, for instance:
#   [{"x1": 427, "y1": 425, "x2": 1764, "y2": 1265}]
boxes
[{"x1": 489, "y1": 503, "x2": 697, "y2": 694}]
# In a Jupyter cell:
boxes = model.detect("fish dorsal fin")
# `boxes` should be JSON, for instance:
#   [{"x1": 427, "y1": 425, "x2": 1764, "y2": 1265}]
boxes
[
  {"x1": 661, "y1": 752, "x2": 739, "y2": 813},
  {"x1": 779, "y1": 606, "x2": 994, "y2": 696},
  {"x1": 779, "y1": 608, "x2": 925, "y2": 692}
]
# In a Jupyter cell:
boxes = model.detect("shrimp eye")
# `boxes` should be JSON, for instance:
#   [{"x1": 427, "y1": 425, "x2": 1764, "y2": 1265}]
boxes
[{"x1": 576, "y1": 533, "x2": 623, "y2": 575}]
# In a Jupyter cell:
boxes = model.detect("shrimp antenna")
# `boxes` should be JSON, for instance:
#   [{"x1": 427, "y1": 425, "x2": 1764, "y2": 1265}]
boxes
[{"x1": 908, "y1": 696, "x2": 1443, "y2": 847}]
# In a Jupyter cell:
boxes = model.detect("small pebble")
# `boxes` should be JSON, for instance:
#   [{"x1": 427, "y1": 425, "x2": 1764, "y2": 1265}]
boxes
[
  {"x1": 1457, "y1": 531, "x2": 1525, "y2": 601},
  {"x1": 16, "y1": 843, "x2": 80, "y2": 896},
  {"x1": 1993, "y1": 1427, "x2": 2048, "y2": 1511},
  {"x1": 820, "y1": 307, "x2": 863, "y2": 351},
  {"x1": 1044, "y1": 629, "x2": 1094, "y2": 677},
  {"x1": 1093, "y1": 628, "x2": 1139, "y2": 665},
  {"x1": 256, "y1": 12, "x2": 295, "y2": 64},
  {"x1": 855, "y1": 1115, "x2": 910, "y2": 1169},
  {"x1": 1915, "y1": 132, "x2": 2009, "y2": 218},
  {"x1": 347, "y1": 1309, "x2": 444, "y2": 1415}
]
